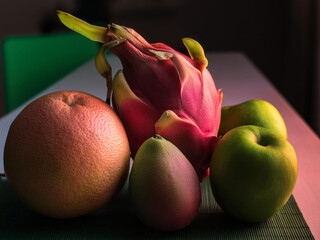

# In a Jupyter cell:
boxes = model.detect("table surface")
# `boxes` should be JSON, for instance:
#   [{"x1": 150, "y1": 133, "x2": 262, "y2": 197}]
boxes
[{"x1": 0, "y1": 52, "x2": 319, "y2": 239}]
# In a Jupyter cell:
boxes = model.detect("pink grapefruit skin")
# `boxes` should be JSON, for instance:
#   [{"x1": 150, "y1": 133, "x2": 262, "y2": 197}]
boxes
[{"x1": 4, "y1": 91, "x2": 130, "y2": 218}]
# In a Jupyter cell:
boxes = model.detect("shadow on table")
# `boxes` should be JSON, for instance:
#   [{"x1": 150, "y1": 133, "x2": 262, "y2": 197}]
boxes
[{"x1": 0, "y1": 177, "x2": 314, "y2": 240}]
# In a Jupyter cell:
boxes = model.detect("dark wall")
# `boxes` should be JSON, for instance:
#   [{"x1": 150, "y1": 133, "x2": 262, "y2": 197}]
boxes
[{"x1": 183, "y1": 0, "x2": 317, "y2": 133}]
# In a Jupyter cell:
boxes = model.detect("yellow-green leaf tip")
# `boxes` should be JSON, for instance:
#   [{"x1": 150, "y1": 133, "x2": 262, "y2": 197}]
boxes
[
  {"x1": 182, "y1": 38, "x2": 208, "y2": 69},
  {"x1": 57, "y1": 10, "x2": 107, "y2": 43}
]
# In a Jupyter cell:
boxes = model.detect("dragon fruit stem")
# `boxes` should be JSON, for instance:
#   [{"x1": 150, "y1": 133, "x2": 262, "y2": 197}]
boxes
[{"x1": 95, "y1": 39, "x2": 127, "y2": 103}]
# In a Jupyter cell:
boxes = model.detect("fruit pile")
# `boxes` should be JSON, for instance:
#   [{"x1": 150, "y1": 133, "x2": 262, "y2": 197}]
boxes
[{"x1": 3, "y1": 11, "x2": 298, "y2": 232}]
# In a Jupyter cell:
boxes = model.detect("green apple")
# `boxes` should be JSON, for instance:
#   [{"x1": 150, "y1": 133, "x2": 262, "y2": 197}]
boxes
[
  {"x1": 218, "y1": 99, "x2": 287, "y2": 138},
  {"x1": 210, "y1": 125, "x2": 298, "y2": 222}
]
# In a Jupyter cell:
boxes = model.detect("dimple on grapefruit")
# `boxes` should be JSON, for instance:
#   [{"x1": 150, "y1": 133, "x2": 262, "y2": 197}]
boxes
[{"x1": 4, "y1": 91, "x2": 130, "y2": 218}]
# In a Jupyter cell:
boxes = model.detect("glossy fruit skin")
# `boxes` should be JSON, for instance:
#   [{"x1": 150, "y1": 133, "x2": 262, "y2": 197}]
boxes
[
  {"x1": 109, "y1": 34, "x2": 222, "y2": 181},
  {"x1": 56, "y1": 11, "x2": 223, "y2": 181},
  {"x1": 4, "y1": 91, "x2": 130, "y2": 218},
  {"x1": 210, "y1": 125, "x2": 298, "y2": 222},
  {"x1": 129, "y1": 135, "x2": 201, "y2": 231},
  {"x1": 218, "y1": 99, "x2": 287, "y2": 138}
]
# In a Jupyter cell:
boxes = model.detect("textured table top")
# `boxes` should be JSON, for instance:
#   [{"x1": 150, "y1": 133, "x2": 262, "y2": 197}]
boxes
[
  {"x1": 0, "y1": 52, "x2": 319, "y2": 238},
  {"x1": 0, "y1": 176, "x2": 314, "y2": 239}
]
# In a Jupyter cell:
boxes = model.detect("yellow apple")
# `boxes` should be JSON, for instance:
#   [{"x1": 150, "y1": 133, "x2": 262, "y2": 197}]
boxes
[{"x1": 218, "y1": 99, "x2": 287, "y2": 138}]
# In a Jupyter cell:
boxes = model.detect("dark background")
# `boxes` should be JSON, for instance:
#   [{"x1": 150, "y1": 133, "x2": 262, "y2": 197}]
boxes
[{"x1": 0, "y1": 0, "x2": 319, "y2": 136}]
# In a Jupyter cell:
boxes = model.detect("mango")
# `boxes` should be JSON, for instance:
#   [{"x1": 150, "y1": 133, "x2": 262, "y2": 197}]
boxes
[{"x1": 129, "y1": 135, "x2": 201, "y2": 231}]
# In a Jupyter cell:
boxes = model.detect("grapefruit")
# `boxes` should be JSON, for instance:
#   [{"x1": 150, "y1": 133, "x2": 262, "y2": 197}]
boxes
[{"x1": 4, "y1": 91, "x2": 130, "y2": 218}]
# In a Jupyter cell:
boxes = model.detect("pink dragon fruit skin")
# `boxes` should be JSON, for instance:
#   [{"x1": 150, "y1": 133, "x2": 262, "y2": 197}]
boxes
[
  {"x1": 110, "y1": 34, "x2": 223, "y2": 180},
  {"x1": 57, "y1": 11, "x2": 223, "y2": 180}
]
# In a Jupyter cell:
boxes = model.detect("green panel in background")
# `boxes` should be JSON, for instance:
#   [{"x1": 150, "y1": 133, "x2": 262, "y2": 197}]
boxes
[{"x1": 2, "y1": 31, "x2": 100, "y2": 112}]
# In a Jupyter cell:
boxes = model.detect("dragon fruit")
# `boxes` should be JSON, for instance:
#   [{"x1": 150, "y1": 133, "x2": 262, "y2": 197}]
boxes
[{"x1": 57, "y1": 11, "x2": 223, "y2": 180}]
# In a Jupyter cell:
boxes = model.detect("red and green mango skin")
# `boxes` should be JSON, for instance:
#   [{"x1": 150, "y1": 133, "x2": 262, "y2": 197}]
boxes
[{"x1": 129, "y1": 135, "x2": 201, "y2": 231}]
